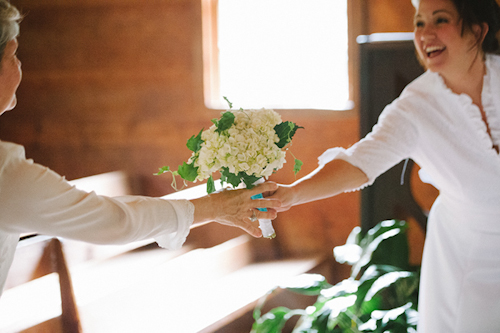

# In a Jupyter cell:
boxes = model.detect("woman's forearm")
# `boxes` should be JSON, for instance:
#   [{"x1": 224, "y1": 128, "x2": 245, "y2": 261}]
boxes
[{"x1": 276, "y1": 159, "x2": 368, "y2": 209}]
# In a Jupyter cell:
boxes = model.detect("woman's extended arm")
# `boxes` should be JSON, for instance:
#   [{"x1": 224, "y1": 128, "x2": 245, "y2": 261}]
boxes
[
  {"x1": 0, "y1": 142, "x2": 280, "y2": 246},
  {"x1": 269, "y1": 159, "x2": 368, "y2": 212}
]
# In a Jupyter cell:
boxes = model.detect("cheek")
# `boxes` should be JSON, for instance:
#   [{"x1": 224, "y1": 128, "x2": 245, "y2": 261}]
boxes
[
  {"x1": 413, "y1": 39, "x2": 425, "y2": 58},
  {"x1": 439, "y1": 27, "x2": 463, "y2": 46},
  {"x1": 10, "y1": 67, "x2": 21, "y2": 90}
]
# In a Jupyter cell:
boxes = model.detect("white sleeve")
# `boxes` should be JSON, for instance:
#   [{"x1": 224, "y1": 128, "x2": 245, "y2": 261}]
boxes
[
  {"x1": 318, "y1": 100, "x2": 419, "y2": 191},
  {"x1": 0, "y1": 142, "x2": 193, "y2": 250}
]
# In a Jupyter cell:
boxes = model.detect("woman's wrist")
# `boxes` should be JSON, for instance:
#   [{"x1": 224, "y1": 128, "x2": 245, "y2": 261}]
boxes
[{"x1": 191, "y1": 195, "x2": 215, "y2": 225}]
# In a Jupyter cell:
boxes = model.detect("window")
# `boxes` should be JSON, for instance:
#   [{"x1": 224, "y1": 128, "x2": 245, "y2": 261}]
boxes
[{"x1": 202, "y1": 0, "x2": 351, "y2": 110}]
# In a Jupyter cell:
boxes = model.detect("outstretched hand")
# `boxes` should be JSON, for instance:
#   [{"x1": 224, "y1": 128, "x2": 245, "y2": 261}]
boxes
[
  {"x1": 192, "y1": 182, "x2": 281, "y2": 237},
  {"x1": 262, "y1": 183, "x2": 295, "y2": 212}
]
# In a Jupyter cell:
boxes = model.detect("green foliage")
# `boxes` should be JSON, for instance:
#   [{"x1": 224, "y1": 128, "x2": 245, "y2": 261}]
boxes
[
  {"x1": 156, "y1": 98, "x2": 303, "y2": 194},
  {"x1": 252, "y1": 220, "x2": 420, "y2": 333},
  {"x1": 220, "y1": 167, "x2": 261, "y2": 189},
  {"x1": 177, "y1": 162, "x2": 198, "y2": 182},
  {"x1": 213, "y1": 111, "x2": 235, "y2": 134},
  {"x1": 186, "y1": 129, "x2": 204, "y2": 153},
  {"x1": 275, "y1": 121, "x2": 304, "y2": 149},
  {"x1": 293, "y1": 159, "x2": 303, "y2": 176},
  {"x1": 279, "y1": 274, "x2": 333, "y2": 296},
  {"x1": 223, "y1": 96, "x2": 233, "y2": 109},
  {"x1": 207, "y1": 175, "x2": 216, "y2": 194},
  {"x1": 155, "y1": 165, "x2": 173, "y2": 176}
]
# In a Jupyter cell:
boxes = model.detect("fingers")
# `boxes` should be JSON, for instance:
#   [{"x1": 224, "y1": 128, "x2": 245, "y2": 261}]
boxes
[
  {"x1": 234, "y1": 207, "x2": 277, "y2": 238},
  {"x1": 250, "y1": 181, "x2": 278, "y2": 195},
  {"x1": 252, "y1": 208, "x2": 278, "y2": 220},
  {"x1": 248, "y1": 208, "x2": 278, "y2": 221},
  {"x1": 241, "y1": 224, "x2": 262, "y2": 238},
  {"x1": 246, "y1": 182, "x2": 281, "y2": 210},
  {"x1": 205, "y1": 180, "x2": 283, "y2": 237},
  {"x1": 250, "y1": 198, "x2": 281, "y2": 210},
  {"x1": 249, "y1": 209, "x2": 258, "y2": 222}
]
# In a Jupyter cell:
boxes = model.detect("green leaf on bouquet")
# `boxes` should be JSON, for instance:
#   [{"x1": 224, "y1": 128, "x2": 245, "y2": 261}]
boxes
[
  {"x1": 220, "y1": 168, "x2": 260, "y2": 189},
  {"x1": 155, "y1": 166, "x2": 171, "y2": 175},
  {"x1": 223, "y1": 96, "x2": 233, "y2": 109},
  {"x1": 293, "y1": 158, "x2": 303, "y2": 175},
  {"x1": 177, "y1": 162, "x2": 198, "y2": 182},
  {"x1": 220, "y1": 167, "x2": 242, "y2": 188},
  {"x1": 186, "y1": 129, "x2": 204, "y2": 153},
  {"x1": 155, "y1": 166, "x2": 179, "y2": 176},
  {"x1": 207, "y1": 175, "x2": 216, "y2": 194},
  {"x1": 215, "y1": 111, "x2": 235, "y2": 133},
  {"x1": 274, "y1": 121, "x2": 303, "y2": 148},
  {"x1": 241, "y1": 173, "x2": 261, "y2": 189}
]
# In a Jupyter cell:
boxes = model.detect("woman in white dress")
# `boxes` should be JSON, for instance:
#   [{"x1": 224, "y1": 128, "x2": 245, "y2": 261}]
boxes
[
  {"x1": 270, "y1": 0, "x2": 500, "y2": 331},
  {"x1": 0, "y1": 0, "x2": 280, "y2": 297}
]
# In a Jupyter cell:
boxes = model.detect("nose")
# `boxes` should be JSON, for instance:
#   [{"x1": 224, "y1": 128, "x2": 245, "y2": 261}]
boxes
[{"x1": 420, "y1": 24, "x2": 435, "y2": 41}]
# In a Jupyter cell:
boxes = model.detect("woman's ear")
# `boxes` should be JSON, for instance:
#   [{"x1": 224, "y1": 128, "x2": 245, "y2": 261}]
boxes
[{"x1": 473, "y1": 22, "x2": 489, "y2": 45}]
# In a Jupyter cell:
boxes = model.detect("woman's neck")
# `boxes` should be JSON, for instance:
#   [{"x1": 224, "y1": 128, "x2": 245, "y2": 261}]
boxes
[
  {"x1": 441, "y1": 55, "x2": 486, "y2": 108},
  {"x1": 442, "y1": 54, "x2": 498, "y2": 153}
]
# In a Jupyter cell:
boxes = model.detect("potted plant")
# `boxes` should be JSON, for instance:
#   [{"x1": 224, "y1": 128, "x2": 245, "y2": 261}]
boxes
[{"x1": 252, "y1": 220, "x2": 420, "y2": 333}]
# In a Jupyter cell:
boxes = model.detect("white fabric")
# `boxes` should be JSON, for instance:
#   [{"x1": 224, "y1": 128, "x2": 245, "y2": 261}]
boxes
[
  {"x1": 0, "y1": 141, "x2": 194, "y2": 297},
  {"x1": 320, "y1": 54, "x2": 500, "y2": 332}
]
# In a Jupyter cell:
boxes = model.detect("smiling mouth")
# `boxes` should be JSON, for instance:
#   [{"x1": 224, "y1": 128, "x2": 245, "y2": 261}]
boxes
[{"x1": 425, "y1": 45, "x2": 446, "y2": 58}]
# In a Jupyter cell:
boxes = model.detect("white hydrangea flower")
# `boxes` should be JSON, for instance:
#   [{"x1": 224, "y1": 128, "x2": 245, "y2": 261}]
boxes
[{"x1": 192, "y1": 108, "x2": 288, "y2": 182}]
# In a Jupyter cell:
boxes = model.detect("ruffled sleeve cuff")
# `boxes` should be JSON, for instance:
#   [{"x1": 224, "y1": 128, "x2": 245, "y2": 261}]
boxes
[
  {"x1": 317, "y1": 147, "x2": 373, "y2": 192},
  {"x1": 154, "y1": 199, "x2": 194, "y2": 250}
]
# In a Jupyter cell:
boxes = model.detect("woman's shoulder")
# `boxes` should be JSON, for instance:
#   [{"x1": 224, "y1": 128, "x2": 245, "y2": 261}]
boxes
[
  {"x1": 400, "y1": 70, "x2": 441, "y2": 97},
  {"x1": 486, "y1": 54, "x2": 500, "y2": 79},
  {"x1": 387, "y1": 71, "x2": 442, "y2": 111},
  {"x1": 486, "y1": 53, "x2": 500, "y2": 66},
  {"x1": 0, "y1": 141, "x2": 26, "y2": 162}
]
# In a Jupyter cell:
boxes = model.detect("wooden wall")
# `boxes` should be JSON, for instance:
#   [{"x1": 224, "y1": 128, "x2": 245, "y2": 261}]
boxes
[
  {"x1": 1, "y1": 0, "x2": 421, "y2": 258},
  {"x1": 366, "y1": 0, "x2": 416, "y2": 33}
]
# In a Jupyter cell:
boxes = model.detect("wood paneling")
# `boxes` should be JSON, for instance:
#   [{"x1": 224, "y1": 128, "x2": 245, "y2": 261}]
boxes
[{"x1": 366, "y1": 0, "x2": 416, "y2": 33}]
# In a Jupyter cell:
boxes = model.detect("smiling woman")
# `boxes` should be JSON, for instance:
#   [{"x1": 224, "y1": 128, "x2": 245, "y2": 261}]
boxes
[
  {"x1": 413, "y1": 0, "x2": 488, "y2": 81},
  {"x1": 266, "y1": 0, "x2": 500, "y2": 332}
]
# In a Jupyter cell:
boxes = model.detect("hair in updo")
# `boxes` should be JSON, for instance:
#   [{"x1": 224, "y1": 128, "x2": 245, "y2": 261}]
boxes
[
  {"x1": 0, "y1": 0, "x2": 21, "y2": 60},
  {"x1": 453, "y1": 0, "x2": 500, "y2": 53},
  {"x1": 412, "y1": 0, "x2": 500, "y2": 53}
]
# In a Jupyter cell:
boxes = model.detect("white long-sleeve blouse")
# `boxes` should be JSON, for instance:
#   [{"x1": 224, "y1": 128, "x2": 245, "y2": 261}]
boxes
[
  {"x1": 319, "y1": 54, "x2": 500, "y2": 332},
  {"x1": 0, "y1": 141, "x2": 194, "y2": 296}
]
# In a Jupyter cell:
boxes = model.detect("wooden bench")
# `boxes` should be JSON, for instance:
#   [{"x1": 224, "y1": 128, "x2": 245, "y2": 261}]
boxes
[{"x1": 1, "y1": 234, "x2": 331, "y2": 333}]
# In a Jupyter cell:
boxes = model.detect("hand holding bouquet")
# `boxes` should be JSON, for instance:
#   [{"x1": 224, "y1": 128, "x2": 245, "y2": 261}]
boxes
[{"x1": 158, "y1": 99, "x2": 302, "y2": 238}]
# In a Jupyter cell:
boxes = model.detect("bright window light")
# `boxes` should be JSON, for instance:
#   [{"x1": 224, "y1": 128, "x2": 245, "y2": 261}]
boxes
[{"x1": 209, "y1": 0, "x2": 349, "y2": 110}]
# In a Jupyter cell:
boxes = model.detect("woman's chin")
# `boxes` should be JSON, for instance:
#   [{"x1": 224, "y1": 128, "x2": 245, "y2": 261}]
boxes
[
  {"x1": 1, "y1": 104, "x2": 16, "y2": 116},
  {"x1": 4, "y1": 96, "x2": 17, "y2": 113}
]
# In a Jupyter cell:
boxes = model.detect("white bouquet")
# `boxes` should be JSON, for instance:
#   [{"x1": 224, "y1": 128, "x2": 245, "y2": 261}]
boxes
[{"x1": 157, "y1": 98, "x2": 302, "y2": 238}]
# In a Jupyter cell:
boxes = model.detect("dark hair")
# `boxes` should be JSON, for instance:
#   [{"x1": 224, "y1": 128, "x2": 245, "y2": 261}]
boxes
[{"x1": 451, "y1": 0, "x2": 500, "y2": 53}]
